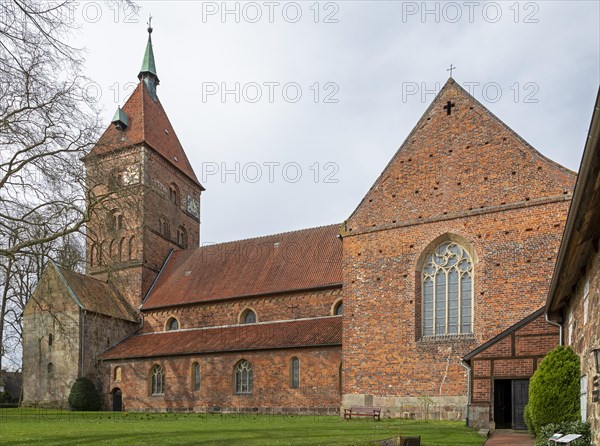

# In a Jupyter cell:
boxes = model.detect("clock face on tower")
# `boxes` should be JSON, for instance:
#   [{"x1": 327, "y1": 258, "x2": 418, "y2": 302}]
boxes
[
  {"x1": 187, "y1": 195, "x2": 199, "y2": 218},
  {"x1": 122, "y1": 164, "x2": 140, "y2": 186}
]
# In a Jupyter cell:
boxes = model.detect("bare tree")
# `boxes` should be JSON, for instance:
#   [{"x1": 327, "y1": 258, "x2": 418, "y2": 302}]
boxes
[{"x1": 0, "y1": 0, "x2": 136, "y2": 371}]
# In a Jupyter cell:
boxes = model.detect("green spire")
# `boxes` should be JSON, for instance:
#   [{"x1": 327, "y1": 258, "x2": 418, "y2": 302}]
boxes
[{"x1": 138, "y1": 20, "x2": 159, "y2": 99}]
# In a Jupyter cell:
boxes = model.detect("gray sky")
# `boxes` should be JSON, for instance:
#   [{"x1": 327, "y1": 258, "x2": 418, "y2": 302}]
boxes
[{"x1": 75, "y1": 1, "x2": 600, "y2": 244}]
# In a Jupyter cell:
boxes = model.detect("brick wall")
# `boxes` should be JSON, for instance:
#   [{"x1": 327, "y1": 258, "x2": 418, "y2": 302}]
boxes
[
  {"x1": 341, "y1": 80, "x2": 574, "y2": 418},
  {"x1": 101, "y1": 347, "x2": 341, "y2": 412},
  {"x1": 140, "y1": 288, "x2": 342, "y2": 333}
]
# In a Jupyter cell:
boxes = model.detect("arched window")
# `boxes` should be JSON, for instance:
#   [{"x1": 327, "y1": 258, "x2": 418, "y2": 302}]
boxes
[
  {"x1": 48, "y1": 363, "x2": 54, "y2": 374},
  {"x1": 97, "y1": 242, "x2": 104, "y2": 266},
  {"x1": 150, "y1": 364, "x2": 164, "y2": 395},
  {"x1": 177, "y1": 226, "x2": 188, "y2": 248},
  {"x1": 119, "y1": 237, "x2": 125, "y2": 262},
  {"x1": 128, "y1": 236, "x2": 136, "y2": 260},
  {"x1": 192, "y1": 362, "x2": 200, "y2": 391},
  {"x1": 422, "y1": 241, "x2": 473, "y2": 336},
  {"x1": 290, "y1": 357, "x2": 300, "y2": 388},
  {"x1": 159, "y1": 217, "x2": 170, "y2": 238},
  {"x1": 169, "y1": 183, "x2": 179, "y2": 205},
  {"x1": 48, "y1": 333, "x2": 53, "y2": 347},
  {"x1": 90, "y1": 244, "x2": 97, "y2": 267},
  {"x1": 333, "y1": 300, "x2": 343, "y2": 316},
  {"x1": 240, "y1": 309, "x2": 257, "y2": 324},
  {"x1": 109, "y1": 209, "x2": 124, "y2": 230},
  {"x1": 109, "y1": 239, "x2": 117, "y2": 259},
  {"x1": 114, "y1": 366, "x2": 122, "y2": 382},
  {"x1": 235, "y1": 360, "x2": 253, "y2": 394},
  {"x1": 166, "y1": 317, "x2": 179, "y2": 331}
]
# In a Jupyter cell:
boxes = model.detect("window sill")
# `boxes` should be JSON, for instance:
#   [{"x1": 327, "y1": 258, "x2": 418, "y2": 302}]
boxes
[{"x1": 418, "y1": 333, "x2": 476, "y2": 344}]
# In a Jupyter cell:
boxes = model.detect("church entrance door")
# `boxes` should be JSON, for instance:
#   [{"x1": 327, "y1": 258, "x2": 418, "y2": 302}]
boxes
[
  {"x1": 112, "y1": 388, "x2": 122, "y2": 412},
  {"x1": 493, "y1": 379, "x2": 529, "y2": 430}
]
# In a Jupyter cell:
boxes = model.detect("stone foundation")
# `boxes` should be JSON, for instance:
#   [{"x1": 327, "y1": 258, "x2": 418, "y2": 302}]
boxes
[{"x1": 342, "y1": 394, "x2": 467, "y2": 421}]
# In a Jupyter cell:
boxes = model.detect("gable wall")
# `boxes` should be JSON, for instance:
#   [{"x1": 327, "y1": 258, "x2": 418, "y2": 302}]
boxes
[
  {"x1": 22, "y1": 268, "x2": 81, "y2": 408},
  {"x1": 342, "y1": 81, "x2": 575, "y2": 419}
]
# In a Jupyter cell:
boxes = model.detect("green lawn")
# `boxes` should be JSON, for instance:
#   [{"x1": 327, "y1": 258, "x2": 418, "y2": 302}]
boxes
[{"x1": 0, "y1": 409, "x2": 485, "y2": 445}]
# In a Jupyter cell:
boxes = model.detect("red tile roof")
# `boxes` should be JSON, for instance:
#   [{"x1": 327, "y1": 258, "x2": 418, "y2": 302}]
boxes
[
  {"x1": 141, "y1": 224, "x2": 342, "y2": 309},
  {"x1": 101, "y1": 316, "x2": 342, "y2": 360},
  {"x1": 57, "y1": 266, "x2": 138, "y2": 322},
  {"x1": 87, "y1": 82, "x2": 201, "y2": 187}
]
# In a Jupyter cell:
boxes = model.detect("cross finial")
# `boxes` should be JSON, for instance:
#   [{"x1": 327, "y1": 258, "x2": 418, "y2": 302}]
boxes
[
  {"x1": 147, "y1": 14, "x2": 153, "y2": 34},
  {"x1": 447, "y1": 64, "x2": 456, "y2": 77}
]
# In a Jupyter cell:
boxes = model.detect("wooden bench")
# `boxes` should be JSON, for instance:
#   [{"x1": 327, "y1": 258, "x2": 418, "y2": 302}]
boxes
[{"x1": 343, "y1": 406, "x2": 381, "y2": 421}]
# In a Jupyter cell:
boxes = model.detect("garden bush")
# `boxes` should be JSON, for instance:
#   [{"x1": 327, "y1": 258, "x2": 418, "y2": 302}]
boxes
[
  {"x1": 528, "y1": 345, "x2": 580, "y2": 435},
  {"x1": 534, "y1": 421, "x2": 591, "y2": 446},
  {"x1": 67, "y1": 377, "x2": 101, "y2": 411}
]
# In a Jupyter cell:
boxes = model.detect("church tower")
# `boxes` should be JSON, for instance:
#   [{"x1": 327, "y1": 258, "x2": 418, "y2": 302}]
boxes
[{"x1": 83, "y1": 25, "x2": 204, "y2": 307}]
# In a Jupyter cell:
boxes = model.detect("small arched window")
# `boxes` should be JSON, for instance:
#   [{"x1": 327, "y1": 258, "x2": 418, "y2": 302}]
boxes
[
  {"x1": 169, "y1": 183, "x2": 179, "y2": 206},
  {"x1": 166, "y1": 317, "x2": 179, "y2": 331},
  {"x1": 48, "y1": 333, "x2": 53, "y2": 347},
  {"x1": 290, "y1": 357, "x2": 300, "y2": 388},
  {"x1": 422, "y1": 241, "x2": 473, "y2": 336},
  {"x1": 334, "y1": 300, "x2": 343, "y2": 316},
  {"x1": 97, "y1": 242, "x2": 104, "y2": 266},
  {"x1": 90, "y1": 244, "x2": 97, "y2": 267},
  {"x1": 128, "y1": 236, "x2": 136, "y2": 260},
  {"x1": 159, "y1": 217, "x2": 170, "y2": 238},
  {"x1": 109, "y1": 209, "x2": 124, "y2": 231},
  {"x1": 119, "y1": 237, "x2": 126, "y2": 262},
  {"x1": 150, "y1": 364, "x2": 164, "y2": 395},
  {"x1": 177, "y1": 226, "x2": 188, "y2": 248},
  {"x1": 235, "y1": 360, "x2": 253, "y2": 394},
  {"x1": 240, "y1": 309, "x2": 257, "y2": 324},
  {"x1": 192, "y1": 362, "x2": 200, "y2": 391},
  {"x1": 114, "y1": 366, "x2": 122, "y2": 382},
  {"x1": 48, "y1": 363, "x2": 54, "y2": 374},
  {"x1": 109, "y1": 239, "x2": 117, "y2": 259}
]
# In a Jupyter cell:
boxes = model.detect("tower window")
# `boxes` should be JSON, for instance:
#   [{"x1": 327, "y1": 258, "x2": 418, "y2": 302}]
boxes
[
  {"x1": 48, "y1": 333, "x2": 53, "y2": 347},
  {"x1": 109, "y1": 210, "x2": 124, "y2": 230},
  {"x1": 48, "y1": 363, "x2": 54, "y2": 374},
  {"x1": 128, "y1": 236, "x2": 136, "y2": 260},
  {"x1": 177, "y1": 226, "x2": 188, "y2": 248},
  {"x1": 169, "y1": 183, "x2": 179, "y2": 206},
  {"x1": 159, "y1": 217, "x2": 170, "y2": 238},
  {"x1": 422, "y1": 241, "x2": 473, "y2": 336}
]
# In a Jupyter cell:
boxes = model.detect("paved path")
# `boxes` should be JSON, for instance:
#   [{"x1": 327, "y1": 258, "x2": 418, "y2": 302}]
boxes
[{"x1": 484, "y1": 430, "x2": 535, "y2": 446}]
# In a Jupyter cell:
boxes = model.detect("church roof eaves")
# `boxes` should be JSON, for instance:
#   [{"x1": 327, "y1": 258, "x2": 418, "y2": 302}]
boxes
[
  {"x1": 100, "y1": 316, "x2": 342, "y2": 360},
  {"x1": 462, "y1": 307, "x2": 545, "y2": 361}
]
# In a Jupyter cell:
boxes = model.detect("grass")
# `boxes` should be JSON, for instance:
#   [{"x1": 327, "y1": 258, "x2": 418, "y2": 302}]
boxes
[{"x1": 0, "y1": 409, "x2": 485, "y2": 445}]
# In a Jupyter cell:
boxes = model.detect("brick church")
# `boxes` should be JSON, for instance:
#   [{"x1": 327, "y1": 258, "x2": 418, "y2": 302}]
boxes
[{"x1": 22, "y1": 27, "x2": 580, "y2": 430}]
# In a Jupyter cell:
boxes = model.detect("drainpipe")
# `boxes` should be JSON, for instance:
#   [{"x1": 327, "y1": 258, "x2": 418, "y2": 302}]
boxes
[
  {"x1": 460, "y1": 359, "x2": 471, "y2": 427},
  {"x1": 545, "y1": 312, "x2": 563, "y2": 346},
  {"x1": 80, "y1": 309, "x2": 86, "y2": 377}
]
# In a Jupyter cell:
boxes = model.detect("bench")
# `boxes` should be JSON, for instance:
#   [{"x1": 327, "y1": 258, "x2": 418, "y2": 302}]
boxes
[
  {"x1": 343, "y1": 406, "x2": 381, "y2": 421},
  {"x1": 548, "y1": 433, "x2": 582, "y2": 445}
]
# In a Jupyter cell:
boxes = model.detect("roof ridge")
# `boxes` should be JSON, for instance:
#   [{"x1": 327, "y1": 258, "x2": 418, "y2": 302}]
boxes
[{"x1": 189, "y1": 222, "x2": 342, "y2": 252}]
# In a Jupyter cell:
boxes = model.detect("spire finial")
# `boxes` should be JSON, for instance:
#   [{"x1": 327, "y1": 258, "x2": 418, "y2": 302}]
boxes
[{"x1": 147, "y1": 14, "x2": 153, "y2": 34}]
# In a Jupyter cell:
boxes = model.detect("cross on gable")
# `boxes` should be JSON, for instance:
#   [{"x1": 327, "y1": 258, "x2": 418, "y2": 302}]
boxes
[{"x1": 443, "y1": 100, "x2": 455, "y2": 115}]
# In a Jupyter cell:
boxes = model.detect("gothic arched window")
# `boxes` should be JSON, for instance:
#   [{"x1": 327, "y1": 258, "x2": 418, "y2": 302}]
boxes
[
  {"x1": 422, "y1": 241, "x2": 473, "y2": 336},
  {"x1": 235, "y1": 360, "x2": 253, "y2": 394},
  {"x1": 90, "y1": 244, "x2": 97, "y2": 267},
  {"x1": 150, "y1": 364, "x2": 164, "y2": 395},
  {"x1": 290, "y1": 357, "x2": 300, "y2": 388},
  {"x1": 128, "y1": 236, "x2": 136, "y2": 260},
  {"x1": 333, "y1": 300, "x2": 343, "y2": 316},
  {"x1": 159, "y1": 217, "x2": 169, "y2": 238}
]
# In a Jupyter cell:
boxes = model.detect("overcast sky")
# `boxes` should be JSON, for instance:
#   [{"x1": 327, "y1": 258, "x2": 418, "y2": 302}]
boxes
[{"x1": 75, "y1": 1, "x2": 600, "y2": 244}]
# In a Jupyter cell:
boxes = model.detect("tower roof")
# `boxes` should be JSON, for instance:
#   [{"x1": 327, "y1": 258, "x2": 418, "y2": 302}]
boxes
[{"x1": 86, "y1": 25, "x2": 202, "y2": 188}]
